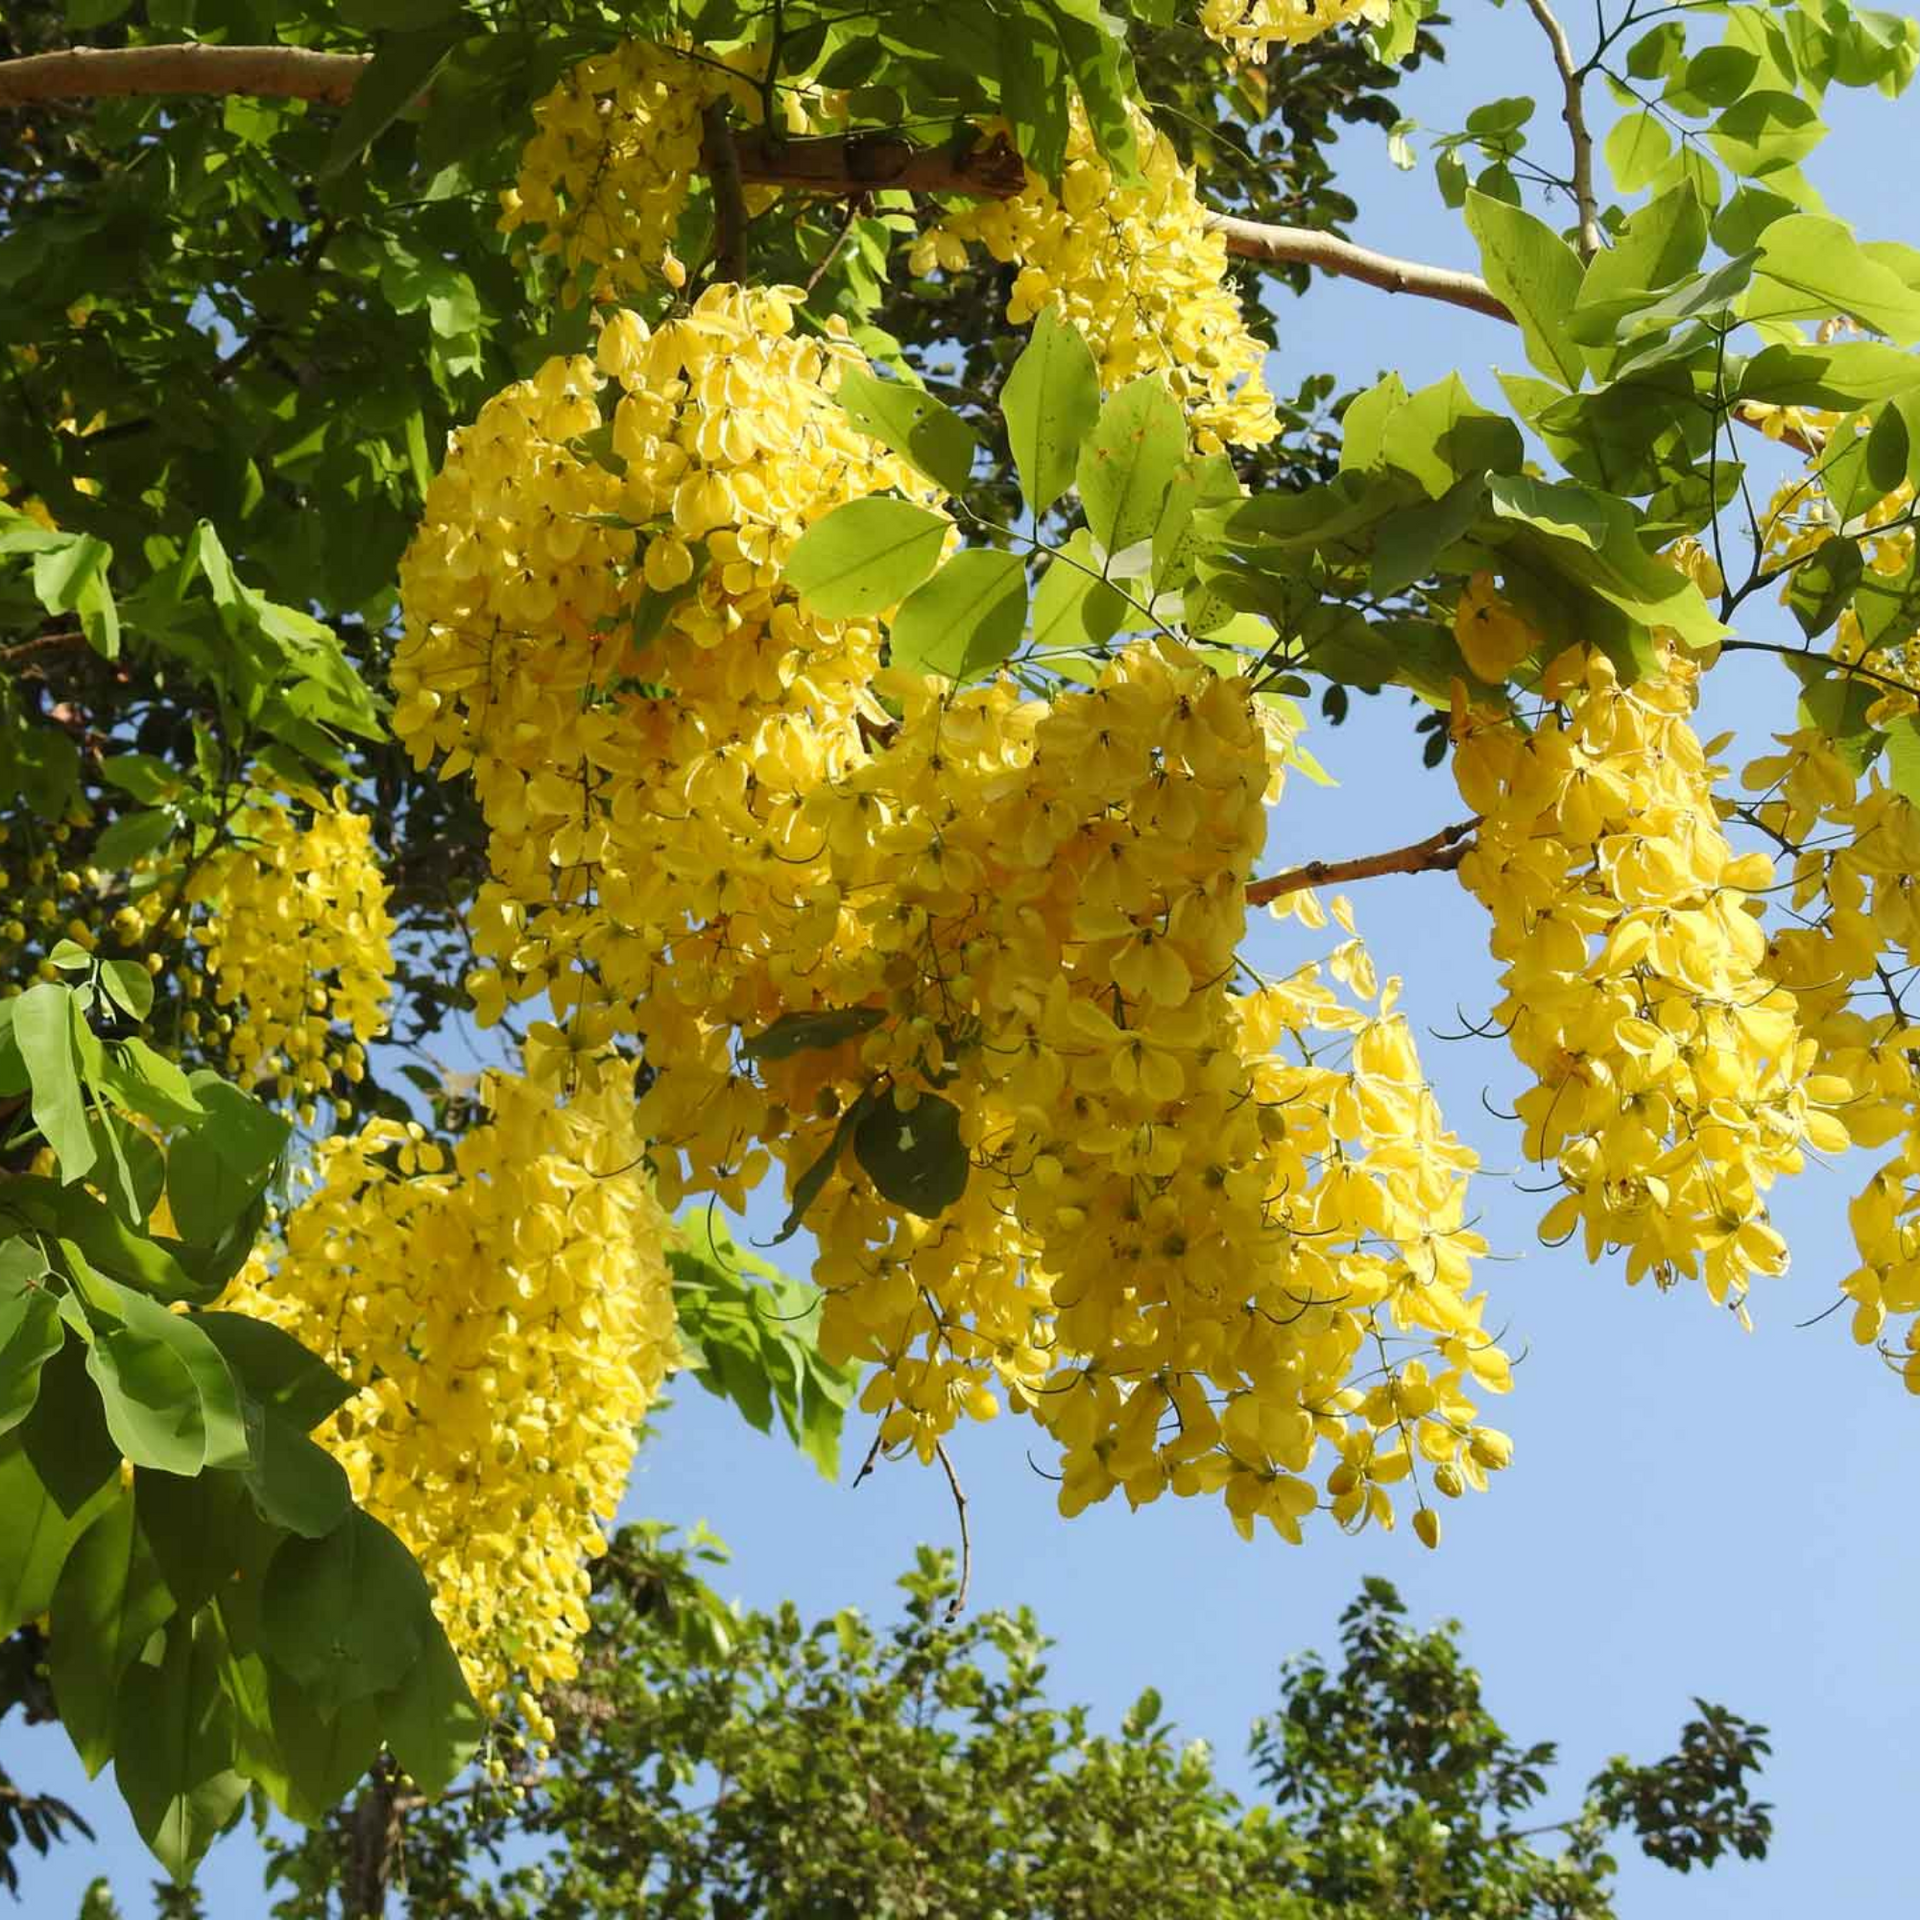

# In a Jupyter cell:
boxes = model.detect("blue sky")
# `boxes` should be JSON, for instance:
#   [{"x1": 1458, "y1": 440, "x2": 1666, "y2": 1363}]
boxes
[{"x1": 11, "y1": 6, "x2": 1920, "y2": 1913}]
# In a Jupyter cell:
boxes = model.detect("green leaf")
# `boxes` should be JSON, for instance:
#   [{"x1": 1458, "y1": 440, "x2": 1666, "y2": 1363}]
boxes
[
  {"x1": 322, "y1": 22, "x2": 468, "y2": 178},
  {"x1": 1788, "y1": 536, "x2": 1865, "y2": 638},
  {"x1": 1002, "y1": 308, "x2": 1102, "y2": 516},
  {"x1": 1033, "y1": 530, "x2": 1128, "y2": 654},
  {"x1": 377, "y1": 1619, "x2": 484, "y2": 1795},
  {"x1": 1151, "y1": 454, "x2": 1242, "y2": 589},
  {"x1": 261, "y1": 1511, "x2": 428, "y2": 1710},
  {"x1": 0, "y1": 1276, "x2": 63, "y2": 1437},
  {"x1": 743, "y1": 1006, "x2": 887, "y2": 1061},
  {"x1": 1371, "y1": 476, "x2": 1488, "y2": 598},
  {"x1": 1750, "y1": 214, "x2": 1920, "y2": 343},
  {"x1": 783, "y1": 499, "x2": 950, "y2": 619},
  {"x1": 854, "y1": 1089, "x2": 969, "y2": 1218},
  {"x1": 48, "y1": 1487, "x2": 177, "y2": 1777},
  {"x1": 888, "y1": 549, "x2": 1029, "y2": 681},
  {"x1": 74, "y1": 1264, "x2": 252, "y2": 1475},
  {"x1": 1884, "y1": 714, "x2": 1920, "y2": 804},
  {"x1": 32, "y1": 533, "x2": 119, "y2": 660},
  {"x1": 99, "y1": 961, "x2": 154, "y2": 1027},
  {"x1": 94, "y1": 809, "x2": 176, "y2": 870},
  {"x1": 100, "y1": 1039, "x2": 203, "y2": 1130},
  {"x1": 253, "y1": 1675, "x2": 383, "y2": 1826},
  {"x1": 1463, "y1": 191, "x2": 1586, "y2": 389},
  {"x1": 1078, "y1": 378, "x2": 1188, "y2": 560},
  {"x1": 113, "y1": 1611, "x2": 249, "y2": 1882},
  {"x1": 837, "y1": 368, "x2": 979, "y2": 496},
  {"x1": 1684, "y1": 43, "x2": 1761, "y2": 106},
  {"x1": 1708, "y1": 91, "x2": 1825, "y2": 177},
  {"x1": 0, "y1": 1345, "x2": 120, "y2": 1634},
  {"x1": 13, "y1": 982, "x2": 95, "y2": 1181},
  {"x1": 1605, "y1": 110, "x2": 1671, "y2": 192},
  {"x1": 773, "y1": 1088, "x2": 877, "y2": 1244},
  {"x1": 195, "y1": 1314, "x2": 354, "y2": 1434},
  {"x1": 0, "y1": 1175, "x2": 212, "y2": 1305}
]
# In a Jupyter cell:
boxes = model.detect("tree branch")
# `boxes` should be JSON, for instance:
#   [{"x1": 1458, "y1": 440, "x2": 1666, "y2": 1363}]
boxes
[
  {"x1": 1208, "y1": 212, "x2": 1512, "y2": 321},
  {"x1": 0, "y1": 42, "x2": 363, "y2": 107},
  {"x1": 701, "y1": 100, "x2": 747, "y2": 284},
  {"x1": 0, "y1": 46, "x2": 1508, "y2": 323},
  {"x1": 1519, "y1": 0, "x2": 1603, "y2": 259},
  {"x1": 1246, "y1": 818, "x2": 1480, "y2": 907}
]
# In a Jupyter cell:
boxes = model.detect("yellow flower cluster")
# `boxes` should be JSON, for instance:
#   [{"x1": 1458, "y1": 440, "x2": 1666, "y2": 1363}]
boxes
[
  {"x1": 917, "y1": 105, "x2": 1279, "y2": 452},
  {"x1": 1740, "y1": 446, "x2": 1920, "y2": 1387},
  {"x1": 394, "y1": 290, "x2": 1509, "y2": 1543},
  {"x1": 500, "y1": 39, "x2": 724, "y2": 299},
  {"x1": 188, "y1": 795, "x2": 394, "y2": 1105},
  {"x1": 1197, "y1": 0, "x2": 1391, "y2": 54},
  {"x1": 498, "y1": 41, "x2": 802, "y2": 302},
  {"x1": 220, "y1": 1067, "x2": 676, "y2": 1717},
  {"x1": 770, "y1": 650, "x2": 1511, "y2": 1545},
  {"x1": 1454, "y1": 634, "x2": 1844, "y2": 1311}
]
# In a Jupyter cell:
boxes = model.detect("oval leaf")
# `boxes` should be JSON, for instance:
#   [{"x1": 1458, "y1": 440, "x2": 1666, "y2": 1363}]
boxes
[
  {"x1": 854, "y1": 1090, "x2": 970, "y2": 1219},
  {"x1": 1002, "y1": 307, "x2": 1101, "y2": 516},
  {"x1": 888, "y1": 549, "x2": 1029, "y2": 682},
  {"x1": 783, "y1": 498, "x2": 949, "y2": 619}
]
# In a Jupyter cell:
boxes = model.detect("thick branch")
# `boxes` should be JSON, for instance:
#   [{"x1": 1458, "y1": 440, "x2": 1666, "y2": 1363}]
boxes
[
  {"x1": 702, "y1": 101, "x2": 748, "y2": 283},
  {"x1": 1207, "y1": 212, "x2": 1511, "y2": 321},
  {"x1": 1246, "y1": 818, "x2": 1479, "y2": 907},
  {"x1": 1520, "y1": 0, "x2": 1603, "y2": 260},
  {"x1": 0, "y1": 46, "x2": 1505, "y2": 321},
  {"x1": 0, "y1": 42, "x2": 364, "y2": 107}
]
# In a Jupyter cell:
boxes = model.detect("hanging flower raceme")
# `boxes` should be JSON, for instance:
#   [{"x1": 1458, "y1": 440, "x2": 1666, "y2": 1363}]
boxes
[
  {"x1": 220, "y1": 1063, "x2": 677, "y2": 1729},
  {"x1": 916, "y1": 102, "x2": 1280, "y2": 452},
  {"x1": 1455, "y1": 632, "x2": 1845, "y2": 1313},
  {"x1": 1197, "y1": 0, "x2": 1392, "y2": 55},
  {"x1": 188, "y1": 792, "x2": 394, "y2": 1109},
  {"x1": 395, "y1": 293, "x2": 1508, "y2": 1547}
]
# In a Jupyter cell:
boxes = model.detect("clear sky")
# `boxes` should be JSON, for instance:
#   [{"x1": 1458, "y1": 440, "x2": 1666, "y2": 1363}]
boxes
[{"x1": 10, "y1": 7, "x2": 1920, "y2": 1914}]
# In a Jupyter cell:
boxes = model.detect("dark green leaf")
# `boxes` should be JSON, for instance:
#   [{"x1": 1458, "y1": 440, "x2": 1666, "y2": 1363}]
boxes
[
  {"x1": 262, "y1": 1510, "x2": 429, "y2": 1710},
  {"x1": 1787, "y1": 536, "x2": 1865, "y2": 638},
  {"x1": 323, "y1": 22, "x2": 468, "y2": 178},
  {"x1": 49, "y1": 1487, "x2": 177, "y2": 1777},
  {"x1": 854, "y1": 1089, "x2": 969, "y2": 1218},
  {"x1": 743, "y1": 1006, "x2": 887, "y2": 1061},
  {"x1": 377, "y1": 1621, "x2": 483, "y2": 1796},
  {"x1": 113, "y1": 1611, "x2": 249, "y2": 1881}
]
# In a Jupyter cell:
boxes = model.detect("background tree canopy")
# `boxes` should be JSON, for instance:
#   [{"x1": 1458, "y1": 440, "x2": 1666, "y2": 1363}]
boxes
[{"x1": 0, "y1": 0, "x2": 1917, "y2": 1905}]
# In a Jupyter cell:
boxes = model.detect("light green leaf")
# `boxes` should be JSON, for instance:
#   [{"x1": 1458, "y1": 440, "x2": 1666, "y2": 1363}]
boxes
[
  {"x1": 1033, "y1": 529, "x2": 1128, "y2": 654},
  {"x1": 32, "y1": 533, "x2": 118, "y2": 660},
  {"x1": 1605, "y1": 110, "x2": 1671, "y2": 192},
  {"x1": 783, "y1": 498, "x2": 950, "y2": 619},
  {"x1": 837, "y1": 367, "x2": 979, "y2": 496},
  {"x1": 888, "y1": 549, "x2": 1029, "y2": 681},
  {"x1": 1002, "y1": 308, "x2": 1101, "y2": 516},
  {"x1": 99, "y1": 961, "x2": 154, "y2": 1027},
  {"x1": 1750, "y1": 215, "x2": 1920, "y2": 343},
  {"x1": 1463, "y1": 191, "x2": 1586, "y2": 389},
  {"x1": 13, "y1": 982, "x2": 95, "y2": 1181},
  {"x1": 1078, "y1": 378, "x2": 1188, "y2": 559},
  {"x1": 1708, "y1": 91, "x2": 1825, "y2": 177}
]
